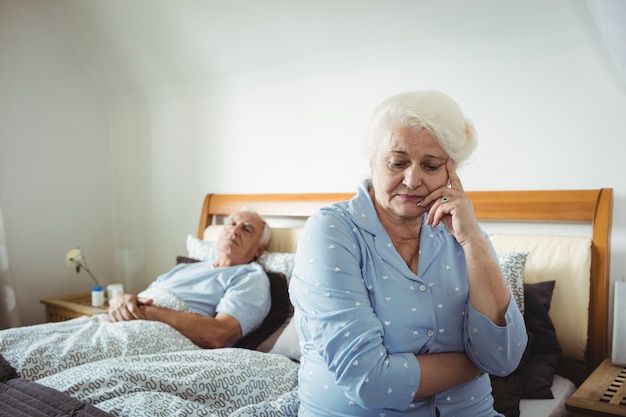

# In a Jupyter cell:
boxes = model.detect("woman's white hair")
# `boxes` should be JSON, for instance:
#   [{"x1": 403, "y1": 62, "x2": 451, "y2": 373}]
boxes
[
  {"x1": 366, "y1": 90, "x2": 477, "y2": 164},
  {"x1": 239, "y1": 206, "x2": 272, "y2": 246}
]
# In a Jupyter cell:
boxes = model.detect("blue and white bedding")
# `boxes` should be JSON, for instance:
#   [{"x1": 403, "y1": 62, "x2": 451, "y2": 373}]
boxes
[
  {"x1": 0, "y1": 288, "x2": 301, "y2": 416},
  {"x1": 38, "y1": 349, "x2": 300, "y2": 417}
]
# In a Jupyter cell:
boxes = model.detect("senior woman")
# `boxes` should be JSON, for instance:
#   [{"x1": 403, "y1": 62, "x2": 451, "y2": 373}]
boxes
[{"x1": 290, "y1": 90, "x2": 527, "y2": 417}]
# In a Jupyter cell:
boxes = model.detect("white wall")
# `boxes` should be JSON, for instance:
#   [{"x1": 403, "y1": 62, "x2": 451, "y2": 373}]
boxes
[
  {"x1": 1, "y1": 0, "x2": 625, "y2": 332},
  {"x1": 0, "y1": 0, "x2": 113, "y2": 325}
]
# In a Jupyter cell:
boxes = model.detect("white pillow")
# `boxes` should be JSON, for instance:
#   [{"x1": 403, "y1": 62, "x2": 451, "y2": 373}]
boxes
[
  {"x1": 257, "y1": 252, "x2": 295, "y2": 281},
  {"x1": 498, "y1": 251, "x2": 528, "y2": 314},
  {"x1": 269, "y1": 318, "x2": 301, "y2": 361},
  {"x1": 186, "y1": 234, "x2": 215, "y2": 261}
]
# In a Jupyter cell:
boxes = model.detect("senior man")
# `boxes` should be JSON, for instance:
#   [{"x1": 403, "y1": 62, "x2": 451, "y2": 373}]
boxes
[
  {"x1": 0, "y1": 207, "x2": 272, "y2": 380},
  {"x1": 106, "y1": 207, "x2": 272, "y2": 348}
]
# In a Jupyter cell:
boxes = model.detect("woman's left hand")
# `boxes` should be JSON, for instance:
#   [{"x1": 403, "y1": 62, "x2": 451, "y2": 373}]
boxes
[{"x1": 423, "y1": 160, "x2": 482, "y2": 246}]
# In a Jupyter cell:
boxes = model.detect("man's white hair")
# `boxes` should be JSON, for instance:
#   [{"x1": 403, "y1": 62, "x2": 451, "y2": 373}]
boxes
[{"x1": 239, "y1": 206, "x2": 272, "y2": 246}]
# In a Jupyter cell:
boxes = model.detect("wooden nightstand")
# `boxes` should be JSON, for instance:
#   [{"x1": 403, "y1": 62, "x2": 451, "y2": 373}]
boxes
[
  {"x1": 566, "y1": 359, "x2": 626, "y2": 416},
  {"x1": 40, "y1": 292, "x2": 108, "y2": 322}
]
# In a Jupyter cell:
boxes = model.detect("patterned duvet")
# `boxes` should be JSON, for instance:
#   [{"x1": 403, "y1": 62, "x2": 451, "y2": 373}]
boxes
[
  {"x1": 0, "y1": 289, "x2": 301, "y2": 416},
  {"x1": 38, "y1": 349, "x2": 300, "y2": 417}
]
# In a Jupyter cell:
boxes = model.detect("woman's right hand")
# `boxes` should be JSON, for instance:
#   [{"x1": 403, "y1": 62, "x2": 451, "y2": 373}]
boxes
[{"x1": 423, "y1": 160, "x2": 482, "y2": 247}]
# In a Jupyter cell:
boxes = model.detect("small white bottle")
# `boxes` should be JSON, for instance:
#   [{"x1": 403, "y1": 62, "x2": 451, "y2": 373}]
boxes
[
  {"x1": 92, "y1": 286, "x2": 104, "y2": 307},
  {"x1": 107, "y1": 283, "x2": 124, "y2": 299}
]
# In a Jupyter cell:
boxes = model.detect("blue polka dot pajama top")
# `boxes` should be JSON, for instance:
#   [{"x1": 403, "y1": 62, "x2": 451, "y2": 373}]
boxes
[{"x1": 290, "y1": 180, "x2": 527, "y2": 417}]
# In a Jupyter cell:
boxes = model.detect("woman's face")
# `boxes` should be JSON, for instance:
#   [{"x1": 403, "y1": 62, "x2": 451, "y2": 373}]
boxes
[{"x1": 370, "y1": 125, "x2": 450, "y2": 222}]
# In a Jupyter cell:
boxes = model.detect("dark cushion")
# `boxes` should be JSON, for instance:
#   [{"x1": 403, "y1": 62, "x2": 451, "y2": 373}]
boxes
[
  {"x1": 489, "y1": 280, "x2": 561, "y2": 413},
  {"x1": 176, "y1": 255, "x2": 200, "y2": 264},
  {"x1": 234, "y1": 271, "x2": 290, "y2": 349},
  {"x1": 175, "y1": 256, "x2": 291, "y2": 350},
  {"x1": 521, "y1": 280, "x2": 561, "y2": 399},
  {"x1": 490, "y1": 332, "x2": 533, "y2": 417},
  {"x1": 0, "y1": 354, "x2": 112, "y2": 417}
]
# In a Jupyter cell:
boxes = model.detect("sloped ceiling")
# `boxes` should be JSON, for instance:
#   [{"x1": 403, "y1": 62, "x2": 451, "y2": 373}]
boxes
[{"x1": 56, "y1": 0, "x2": 572, "y2": 97}]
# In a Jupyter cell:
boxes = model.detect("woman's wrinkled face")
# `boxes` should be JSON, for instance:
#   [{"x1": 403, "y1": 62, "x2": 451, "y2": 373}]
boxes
[{"x1": 370, "y1": 125, "x2": 450, "y2": 221}]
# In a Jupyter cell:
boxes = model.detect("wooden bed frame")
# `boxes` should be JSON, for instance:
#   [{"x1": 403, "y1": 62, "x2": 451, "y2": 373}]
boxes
[{"x1": 197, "y1": 189, "x2": 613, "y2": 382}]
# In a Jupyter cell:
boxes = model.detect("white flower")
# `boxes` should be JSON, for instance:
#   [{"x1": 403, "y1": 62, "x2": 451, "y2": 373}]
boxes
[
  {"x1": 66, "y1": 248, "x2": 82, "y2": 265},
  {"x1": 66, "y1": 247, "x2": 101, "y2": 287}
]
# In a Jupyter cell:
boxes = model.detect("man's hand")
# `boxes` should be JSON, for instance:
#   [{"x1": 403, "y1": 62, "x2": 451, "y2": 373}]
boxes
[{"x1": 106, "y1": 293, "x2": 154, "y2": 322}]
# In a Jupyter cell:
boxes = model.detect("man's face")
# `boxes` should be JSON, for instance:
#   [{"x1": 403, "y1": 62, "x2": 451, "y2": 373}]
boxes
[{"x1": 215, "y1": 211, "x2": 266, "y2": 266}]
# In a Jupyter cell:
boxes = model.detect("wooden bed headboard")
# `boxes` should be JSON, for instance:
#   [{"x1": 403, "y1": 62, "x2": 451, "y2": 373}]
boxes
[{"x1": 198, "y1": 189, "x2": 613, "y2": 378}]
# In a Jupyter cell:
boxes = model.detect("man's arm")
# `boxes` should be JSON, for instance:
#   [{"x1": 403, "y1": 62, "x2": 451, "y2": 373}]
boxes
[
  {"x1": 106, "y1": 293, "x2": 243, "y2": 348},
  {"x1": 140, "y1": 305, "x2": 242, "y2": 349}
]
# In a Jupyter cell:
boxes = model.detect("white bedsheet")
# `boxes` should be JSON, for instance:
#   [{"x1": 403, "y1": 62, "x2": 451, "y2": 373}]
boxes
[{"x1": 520, "y1": 375, "x2": 576, "y2": 417}]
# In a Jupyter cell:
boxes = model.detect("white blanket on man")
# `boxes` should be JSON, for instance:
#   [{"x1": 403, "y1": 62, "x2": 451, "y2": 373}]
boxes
[
  {"x1": 0, "y1": 288, "x2": 302, "y2": 416},
  {"x1": 0, "y1": 288, "x2": 199, "y2": 380}
]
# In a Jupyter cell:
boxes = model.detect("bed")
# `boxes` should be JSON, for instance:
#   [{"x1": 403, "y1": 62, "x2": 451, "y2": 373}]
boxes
[{"x1": 0, "y1": 189, "x2": 613, "y2": 417}]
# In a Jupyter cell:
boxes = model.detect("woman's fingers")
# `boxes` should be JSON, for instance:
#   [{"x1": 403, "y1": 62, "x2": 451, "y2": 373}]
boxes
[
  {"x1": 419, "y1": 160, "x2": 462, "y2": 209},
  {"x1": 424, "y1": 160, "x2": 468, "y2": 228},
  {"x1": 426, "y1": 194, "x2": 456, "y2": 227},
  {"x1": 446, "y1": 159, "x2": 464, "y2": 193}
]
